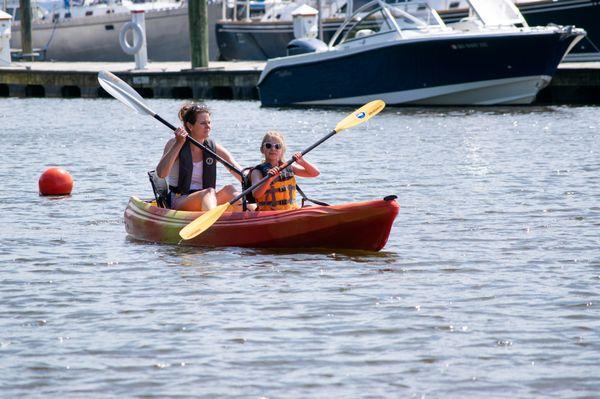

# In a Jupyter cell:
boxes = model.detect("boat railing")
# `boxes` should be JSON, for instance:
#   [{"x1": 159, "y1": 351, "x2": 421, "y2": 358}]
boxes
[{"x1": 220, "y1": 0, "x2": 349, "y2": 22}]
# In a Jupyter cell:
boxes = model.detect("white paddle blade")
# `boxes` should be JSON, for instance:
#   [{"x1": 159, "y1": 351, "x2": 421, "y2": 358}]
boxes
[{"x1": 97, "y1": 71, "x2": 156, "y2": 116}]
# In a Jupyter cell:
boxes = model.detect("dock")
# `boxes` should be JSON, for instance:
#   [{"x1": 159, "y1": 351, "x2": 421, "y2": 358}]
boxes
[
  {"x1": 1, "y1": 61, "x2": 599, "y2": 104},
  {"x1": 0, "y1": 61, "x2": 264, "y2": 100},
  {"x1": 537, "y1": 62, "x2": 600, "y2": 104}
]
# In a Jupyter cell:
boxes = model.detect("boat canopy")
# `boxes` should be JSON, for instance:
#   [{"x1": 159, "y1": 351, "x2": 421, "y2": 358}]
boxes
[{"x1": 329, "y1": 0, "x2": 447, "y2": 47}]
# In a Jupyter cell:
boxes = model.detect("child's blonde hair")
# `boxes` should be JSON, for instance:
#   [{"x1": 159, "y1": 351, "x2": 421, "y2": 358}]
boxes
[{"x1": 260, "y1": 131, "x2": 287, "y2": 161}]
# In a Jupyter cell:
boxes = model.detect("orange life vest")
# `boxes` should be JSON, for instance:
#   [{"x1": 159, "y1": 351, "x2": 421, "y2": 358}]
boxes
[{"x1": 254, "y1": 162, "x2": 298, "y2": 211}]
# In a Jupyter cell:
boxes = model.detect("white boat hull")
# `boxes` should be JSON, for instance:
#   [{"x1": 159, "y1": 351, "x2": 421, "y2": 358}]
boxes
[
  {"x1": 10, "y1": 4, "x2": 221, "y2": 61},
  {"x1": 297, "y1": 76, "x2": 552, "y2": 106}
]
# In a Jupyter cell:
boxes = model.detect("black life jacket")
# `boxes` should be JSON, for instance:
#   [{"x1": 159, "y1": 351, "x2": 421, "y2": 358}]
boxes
[{"x1": 170, "y1": 138, "x2": 217, "y2": 194}]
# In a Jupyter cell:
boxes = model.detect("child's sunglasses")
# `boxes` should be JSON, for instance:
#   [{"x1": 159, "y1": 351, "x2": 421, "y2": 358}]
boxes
[{"x1": 264, "y1": 142, "x2": 282, "y2": 150}]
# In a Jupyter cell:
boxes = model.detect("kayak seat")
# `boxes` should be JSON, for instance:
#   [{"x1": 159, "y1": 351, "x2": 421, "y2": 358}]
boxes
[
  {"x1": 241, "y1": 167, "x2": 257, "y2": 205},
  {"x1": 147, "y1": 170, "x2": 170, "y2": 208}
]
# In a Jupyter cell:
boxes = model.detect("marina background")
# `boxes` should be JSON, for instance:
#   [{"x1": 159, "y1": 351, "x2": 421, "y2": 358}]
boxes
[{"x1": 1, "y1": 98, "x2": 598, "y2": 397}]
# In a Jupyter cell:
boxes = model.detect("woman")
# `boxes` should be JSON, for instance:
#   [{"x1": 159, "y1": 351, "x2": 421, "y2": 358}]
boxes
[
  {"x1": 156, "y1": 103, "x2": 242, "y2": 211},
  {"x1": 251, "y1": 131, "x2": 319, "y2": 211}
]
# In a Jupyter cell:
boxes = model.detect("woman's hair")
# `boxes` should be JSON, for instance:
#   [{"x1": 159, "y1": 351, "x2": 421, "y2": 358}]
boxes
[
  {"x1": 178, "y1": 103, "x2": 211, "y2": 132},
  {"x1": 261, "y1": 131, "x2": 286, "y2": 161}
]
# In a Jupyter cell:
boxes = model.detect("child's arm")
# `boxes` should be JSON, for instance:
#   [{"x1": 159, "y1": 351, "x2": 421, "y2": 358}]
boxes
[
  {"x1": 291, "y1": 152, "x2": 320, "y2": 178},
  {"x1": 251, "y1": 168, "x2": 279, "y2": 199}
]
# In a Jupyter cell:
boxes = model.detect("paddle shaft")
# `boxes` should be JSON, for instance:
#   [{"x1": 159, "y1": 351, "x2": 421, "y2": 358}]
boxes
[
  {"x1": 153, "y1": 114, "x2": 243, "y2": 178},
  {"x1": 97, "y1": 70, "x2": 243, "y2": 177},
  {"x1": 229, "y1": 130, "x2": 336, "y2": 204}
]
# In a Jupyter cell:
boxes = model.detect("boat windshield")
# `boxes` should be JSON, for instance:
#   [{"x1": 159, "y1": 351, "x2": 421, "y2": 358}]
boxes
[
  {"x1": 387, "y1": 1, "x2": 445, "y2": 30},
  {"x1": 329, "y1": 0, "x2": 446, "y2": 47},
  {"x1": 334, "y1": 8, "x2": 396, "y2": 45},
  {"x1": 467, "y1": 0, "x2": 527, "y2": 27}
]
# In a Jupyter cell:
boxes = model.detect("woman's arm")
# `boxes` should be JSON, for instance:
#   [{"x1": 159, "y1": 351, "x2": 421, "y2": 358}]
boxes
[
  {"x1": 291, "y1": 152, "x2": 320, "y2": 178},
  {"x1": 156, "y1": 128, "x2": 187, "y2": 178},
  {"x1": 216, "y1": 144, "x2": 243, "y2": 183}
]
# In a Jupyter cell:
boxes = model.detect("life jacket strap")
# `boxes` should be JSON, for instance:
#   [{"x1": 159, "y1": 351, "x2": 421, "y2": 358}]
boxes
[
  {"x1": 257, "y1": 199, "x2": 294, "y2": 206},
  {"x1": 296, "y1": 185, "x2": 330, "y2": 207}
]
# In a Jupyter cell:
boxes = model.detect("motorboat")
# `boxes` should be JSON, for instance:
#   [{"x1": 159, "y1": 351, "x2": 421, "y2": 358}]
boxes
[
  {"x1": 257, "y1": 0, "x2": 585, "y2": 106},
  {"x1": 7, "y1": 0, "x2": 222, "y2": 61},
  {"x1": 442, "y1": 0, "x2": 600, "y2": 62},
  {"x1": 216, "y1": 0, "x2": 356, "y2": 60},
  {"x1": 216, "y1": 0, "x2": 600, "y2": 61}
]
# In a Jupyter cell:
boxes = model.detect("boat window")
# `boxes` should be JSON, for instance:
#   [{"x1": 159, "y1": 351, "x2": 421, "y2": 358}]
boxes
[{"x1": 6, "y1": 7, "x2": 14, "y2": 16}]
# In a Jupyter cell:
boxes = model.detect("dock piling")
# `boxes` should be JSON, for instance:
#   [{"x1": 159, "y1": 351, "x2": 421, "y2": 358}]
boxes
[{"x1": 188, "y1": 0, "x2": 209, "y2": 69}]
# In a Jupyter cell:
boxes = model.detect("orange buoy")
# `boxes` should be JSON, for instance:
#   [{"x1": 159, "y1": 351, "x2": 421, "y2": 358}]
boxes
[{"x1": 39, "y1": 167, "x2": 74, "y2": 196}]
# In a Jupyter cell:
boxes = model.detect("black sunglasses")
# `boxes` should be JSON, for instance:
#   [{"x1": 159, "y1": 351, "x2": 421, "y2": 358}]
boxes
[{"x1": 264, "y1": 142, "x2": 282, "y2": 150}]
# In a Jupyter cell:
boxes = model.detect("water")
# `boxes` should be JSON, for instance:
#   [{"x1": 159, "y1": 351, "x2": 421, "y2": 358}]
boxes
[{"x1": 0, "y1": 98, "x2": 598, "y2": 398}]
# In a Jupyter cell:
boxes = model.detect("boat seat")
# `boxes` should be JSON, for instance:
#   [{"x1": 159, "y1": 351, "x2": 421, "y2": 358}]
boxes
[
  {"x1": 147, "y1": 170, "x2": 170, "y2": 208},
  {"x1": 356, "y1": 29, "x2": 375, "y2": 38},
  {"x1": 449, "y1": 18, "x2": 484, "y2": 32}
]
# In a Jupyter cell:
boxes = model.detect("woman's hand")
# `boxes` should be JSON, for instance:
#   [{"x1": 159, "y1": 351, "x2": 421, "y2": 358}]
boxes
[{"x1": 174, "y1": 127, "x2": 188, "y2": 144}]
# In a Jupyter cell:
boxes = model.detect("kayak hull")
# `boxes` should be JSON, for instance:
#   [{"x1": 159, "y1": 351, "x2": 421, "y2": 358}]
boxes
[{"x1": 124, "y1": 196, "x2": 399, "y2": 251}]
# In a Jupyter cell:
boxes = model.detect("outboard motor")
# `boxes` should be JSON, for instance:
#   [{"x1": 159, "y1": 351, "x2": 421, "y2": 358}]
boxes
[{"x1": 286, "y1": 38, "x2": 328, "y2": 56}]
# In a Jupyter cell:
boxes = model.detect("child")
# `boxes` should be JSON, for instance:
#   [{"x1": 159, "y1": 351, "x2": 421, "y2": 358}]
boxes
[{"x1": 250, "y1": 131, "x2": 319, "y2": 211}]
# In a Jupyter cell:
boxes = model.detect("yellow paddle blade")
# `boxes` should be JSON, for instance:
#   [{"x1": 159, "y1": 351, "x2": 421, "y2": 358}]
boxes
[
  {"x1": 334, "y1": 100, "x2": 386, "y2": 133},
  {"x1": 179, "y1": 203, "x2": 230, "y2": 240}
]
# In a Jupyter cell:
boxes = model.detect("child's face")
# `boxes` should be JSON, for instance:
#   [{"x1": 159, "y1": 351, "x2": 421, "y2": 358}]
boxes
[{"x1": 262, "y1": 138, "x2": 284, "y2": 162}]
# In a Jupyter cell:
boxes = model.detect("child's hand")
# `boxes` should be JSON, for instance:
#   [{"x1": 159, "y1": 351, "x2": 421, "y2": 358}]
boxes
[
  {"x1": 267, "y1": 166, "x2": 280, "y2": 177},
  {"x1": 292, "y1": 152, "x2": 306, "y2": 165}
]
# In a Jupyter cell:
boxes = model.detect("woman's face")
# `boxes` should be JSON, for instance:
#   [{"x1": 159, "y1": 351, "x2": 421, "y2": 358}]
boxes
[
  {"x1": 262, "y1": 137, "x2": 284, "y2": 163},
  {"x1": 187, "y1": 112, "x2": 211, "y2": 139}
]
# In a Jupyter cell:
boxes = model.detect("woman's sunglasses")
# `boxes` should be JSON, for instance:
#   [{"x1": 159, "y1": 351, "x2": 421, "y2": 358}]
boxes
[{"x1": 264, "y1": 142, "x2": 282, "y2": 150}]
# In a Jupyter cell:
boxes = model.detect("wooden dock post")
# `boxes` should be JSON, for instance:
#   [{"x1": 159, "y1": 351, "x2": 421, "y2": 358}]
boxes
[
  {"x1": 188, "y1": 0, "x2": 209, "y2": 68},
  {"x1": 18, "y1": 0, "x2": 33, "y2": 60}
]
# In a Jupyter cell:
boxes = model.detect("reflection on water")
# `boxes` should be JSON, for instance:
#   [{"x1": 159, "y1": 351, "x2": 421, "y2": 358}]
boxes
[{"x1": 0, "y1": 98, "x2": 598, "y2": 398}]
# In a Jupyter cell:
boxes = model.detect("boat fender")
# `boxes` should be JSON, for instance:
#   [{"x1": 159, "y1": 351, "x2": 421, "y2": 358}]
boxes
[
  {"x1": 383, "y1": 195, "x2": 397, "y2": 201},
  {"x1": 119, "y1": 21, "x2": 144, "y2": 55}
]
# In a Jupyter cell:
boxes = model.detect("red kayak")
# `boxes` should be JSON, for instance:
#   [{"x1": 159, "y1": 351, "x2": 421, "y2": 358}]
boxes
[{"x1": 124, "y1": 195, "x2": 399, "y2": 251}]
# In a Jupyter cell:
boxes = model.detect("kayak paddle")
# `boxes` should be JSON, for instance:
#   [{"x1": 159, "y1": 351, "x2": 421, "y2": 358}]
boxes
[
  {"x1": 179, "y1": 99, "x2": 386, "y2": 240},
  {"x1": 97, "y1": 70, "x2": 243, "y2": 177}
]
